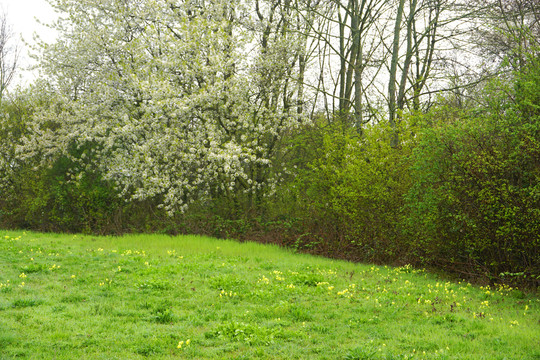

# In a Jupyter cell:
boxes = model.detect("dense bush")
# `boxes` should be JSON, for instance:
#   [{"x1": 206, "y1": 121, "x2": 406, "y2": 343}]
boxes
[
  {"x1": 290, "y1": 121, "x2": 415, "y2": 263},
  {"x1": 405, "y1": 62, "x2": 540, "y2": 287}
]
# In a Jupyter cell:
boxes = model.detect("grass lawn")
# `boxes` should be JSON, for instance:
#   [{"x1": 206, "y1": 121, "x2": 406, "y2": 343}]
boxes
[{"x1": 0, "y1": 230, "x2": 538, "y2": 359}]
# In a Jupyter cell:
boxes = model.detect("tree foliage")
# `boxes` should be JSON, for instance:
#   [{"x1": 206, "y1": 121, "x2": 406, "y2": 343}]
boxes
[
  {"x1": 21, "y1": 0, "x2": 308, "y2": 215},
  {"x1": 405, "y1": 54, "x2": 540, "y2": 286}
]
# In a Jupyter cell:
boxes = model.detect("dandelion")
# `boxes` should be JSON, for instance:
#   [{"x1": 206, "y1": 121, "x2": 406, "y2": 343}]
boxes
[
  {"x1": 19, "y1": 273, "x2": 27, "y2": 279},
  {"x1": 71, "y1": 275, "x2": 76, "y2": 278},
  {"x1": 219, "y1": 290, "x2": 237, "y2": 298},
  {"x1": 337, "y1": 289, "x2": 349, "y2": 296},
  {"x1": 177, "y1": 341, "x2": 184, "y2": 349}
]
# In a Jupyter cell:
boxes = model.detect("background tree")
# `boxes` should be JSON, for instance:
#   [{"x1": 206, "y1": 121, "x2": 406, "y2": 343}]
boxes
[
  {"x1": 0, "y1": 9, "x2": 19, "y2": 102},
  {"x1": 471, "y1": 0, "x2": 539, "y2": 71}
]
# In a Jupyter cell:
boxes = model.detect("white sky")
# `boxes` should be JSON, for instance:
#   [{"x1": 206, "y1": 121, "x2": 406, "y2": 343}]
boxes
[{"x1": 0, "y1": 0, "x2": 58, "y2": 88}]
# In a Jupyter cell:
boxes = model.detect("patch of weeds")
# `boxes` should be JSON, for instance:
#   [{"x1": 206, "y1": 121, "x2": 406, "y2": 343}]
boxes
[
  {"x1": 152, "y1": 303, "x2": 175, "y2": 324},
  {"x1": 356, "y1": 316, "x2": 381, "y2": 325},
  {"x1": 310, "y1": 324, "x2": 330, "y2": 334},
  {"x1": 430, "y1": 313, "x2": 465, "y2": 327},
  {"x1": 291, "y1": 272, "x2": 324, "y2": 287},
  {"x1": 259, "y1": 263, "x2": 275, "y2": 271},
  {"x1": 11, "y1": 298, "x2": 44, "y2": 308},
  {"x1": 255, "y1": 301, "x2": 292, "y2": 320},
  {"x1": 135, "y1": 342, "x2": 164, "y2": 357},
  {"x1": 206, "y1": 321, "x2": 281, "y2": 345},
  {"x1": 61, "y1": 294, "x2": 86, "y2": 303},
  {"x1": 208, "y1": 274, "x2": 246, "y2": 291},
  {"x1": 289, "y1": 305, "x2": 313, "y2": 322},
  {"x1": 19, "y1": 263, "x2": 47, "y2": 274},
  {"x1": 196, "y1": 307, "x2": 218, "y2": 322},
  {"x1": 155, "y1": 310, "x2": 175, "y2": 324},
  {"x1": 137, "y1": 279, "x2": 172, "y2": 291},
  {"x1": 52, "y1": 305, "x2": 67, "y2": 313},
  {"x1": 344, "y1": 345, "x2": 378, "y2": 360},
  {"x1": 91, "y1": 303, "x2": 113, "y2": 315},
  {"x1": 138, "y1": 301, "x2": 153, "y2": 310},
  {"x1": 510, "y1": 289, "x2": 525, "y2": 299}
]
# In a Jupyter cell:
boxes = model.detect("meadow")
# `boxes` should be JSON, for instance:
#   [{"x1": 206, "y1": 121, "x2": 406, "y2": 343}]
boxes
[{"x1": 0, "y1": 230, "x2": 538, "y2": 359}]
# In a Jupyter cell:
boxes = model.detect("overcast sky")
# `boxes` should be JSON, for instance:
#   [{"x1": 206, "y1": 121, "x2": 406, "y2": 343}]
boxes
[{"x1": 1, "y1": 0, "x2": 58, "y2": 87}]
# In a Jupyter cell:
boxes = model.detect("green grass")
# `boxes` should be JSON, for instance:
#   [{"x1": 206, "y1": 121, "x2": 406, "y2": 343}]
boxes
[{"x1": 0, "y1": 230, "x2": 538, "y2": 359}]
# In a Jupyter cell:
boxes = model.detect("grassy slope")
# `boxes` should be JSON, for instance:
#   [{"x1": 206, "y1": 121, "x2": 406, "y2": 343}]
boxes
[{"x1": 0, "y1": 230, "x2": 538, "y2": 360}]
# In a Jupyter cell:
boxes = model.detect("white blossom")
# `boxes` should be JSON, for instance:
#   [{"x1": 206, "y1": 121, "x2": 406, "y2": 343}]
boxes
[{"x1": 12, "y1": 0, "x2": 308, "y2": 213}]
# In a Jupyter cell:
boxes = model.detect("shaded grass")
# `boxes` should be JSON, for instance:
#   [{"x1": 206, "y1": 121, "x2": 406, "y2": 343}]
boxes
[{"x1": 0, "y1": 230, "x2": 538, "y2": 359}]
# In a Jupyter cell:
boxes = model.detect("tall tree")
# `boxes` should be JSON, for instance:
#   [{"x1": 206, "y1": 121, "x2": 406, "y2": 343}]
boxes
[
  {"x1": 387, "y1": 0, "x2": 473, "y2": 146},
  {"x1": 472, "y1": 0, "x2": 540, "y2": 71},
  {"x1": 320, "y1": 0, "x2": 388, "y2": 130},
  {"x1": 0, "y1": 9, "x2": 19, "y2": 102}
]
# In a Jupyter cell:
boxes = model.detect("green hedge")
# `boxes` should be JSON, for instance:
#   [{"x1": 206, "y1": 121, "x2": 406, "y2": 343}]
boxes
[
  {"x1": 290, "y1": 121, "x2": 415, "y2": 263},
  {"x1": 405, "y1": 68, "x2": 540, "y2": 287}
]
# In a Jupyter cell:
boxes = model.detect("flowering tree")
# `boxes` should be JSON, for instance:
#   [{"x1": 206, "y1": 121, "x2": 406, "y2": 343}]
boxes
[{"x1": 21, "y1": 0, "x2": 308, "y2": 215}]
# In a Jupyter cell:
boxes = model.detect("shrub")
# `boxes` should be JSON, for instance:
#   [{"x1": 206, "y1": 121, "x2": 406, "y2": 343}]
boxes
[
  {"x1": 405, "y1": 61, "x2": 540, "y2": 287},
  {"x1": 292, "y1": 121, "x2": 416, "y2": 263}
]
